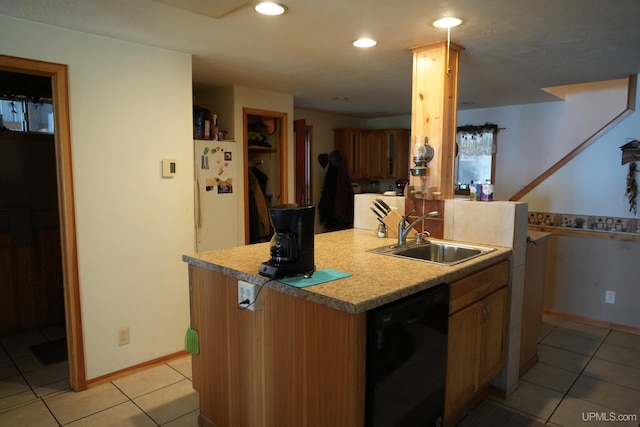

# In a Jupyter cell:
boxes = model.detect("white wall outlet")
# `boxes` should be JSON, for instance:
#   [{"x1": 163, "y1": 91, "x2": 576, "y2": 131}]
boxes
[
  {"x1": 605, "y1": 290, "x2": 616, "y2": 304},
  {"x1": 118, "y1": 326, "x2": 130, "y2": 346},
  {"x1": 238, "y1": 280, "x2": 259, "y2": 311}
]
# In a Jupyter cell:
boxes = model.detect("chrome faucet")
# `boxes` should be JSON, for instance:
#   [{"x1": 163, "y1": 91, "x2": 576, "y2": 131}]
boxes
[{"x1": 397, "y1": 210, "x2": 439, "y2": 246}]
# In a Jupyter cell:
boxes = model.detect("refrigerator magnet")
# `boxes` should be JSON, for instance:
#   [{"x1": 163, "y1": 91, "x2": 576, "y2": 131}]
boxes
[
  {"x1": 218, "y1": 178, "x2": 233, "y2": 194},
  {"x1": 205, "y1": 177, "x2": 216, "y2": 191}
]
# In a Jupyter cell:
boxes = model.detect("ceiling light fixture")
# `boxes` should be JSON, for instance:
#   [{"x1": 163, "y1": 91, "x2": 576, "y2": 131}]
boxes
[
  {"x1": 433, "y1": 16, "x2": 463, "y2": 75},
  {"x1": 353, "y1": 38, "x2": 377, "y2": 48},
  {"x1": 433, "y1": 17, "x2": 462, "y2": 29},
  {"x1": 254, "y1": 2, "x2": 287, "y2": 15}
]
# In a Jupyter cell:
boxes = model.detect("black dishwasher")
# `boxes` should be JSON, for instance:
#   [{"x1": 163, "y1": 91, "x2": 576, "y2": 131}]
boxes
[{"x1": 365, "y1": 283, "x2": 449, "y2": 427}]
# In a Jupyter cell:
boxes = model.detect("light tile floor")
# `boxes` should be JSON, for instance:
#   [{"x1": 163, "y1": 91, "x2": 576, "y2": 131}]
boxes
[
  {"x1": 489, "y1": 314, "x2": 640, "y2": 426},
  {"x1": 0, "y1": 327, "x2": 198, "y2": 426},
  {"x1": 2, "y1": 315, "x2": 639, "y2": 426}
]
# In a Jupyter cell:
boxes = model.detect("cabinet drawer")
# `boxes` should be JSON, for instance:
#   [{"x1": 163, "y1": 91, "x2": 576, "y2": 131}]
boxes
[{"x1": 449, "y1": 261, "x2": 509, "y2": 314}]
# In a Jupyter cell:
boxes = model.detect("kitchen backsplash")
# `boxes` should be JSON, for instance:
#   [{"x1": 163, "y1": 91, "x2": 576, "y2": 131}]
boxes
[{"x1": 528, "y1": 211, "x2": 640, "y2": 234}]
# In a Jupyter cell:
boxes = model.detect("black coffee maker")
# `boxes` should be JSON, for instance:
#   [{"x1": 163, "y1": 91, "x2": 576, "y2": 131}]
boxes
[{"x1": 258, "y1": 204, "x2": 315, "y2": 278}]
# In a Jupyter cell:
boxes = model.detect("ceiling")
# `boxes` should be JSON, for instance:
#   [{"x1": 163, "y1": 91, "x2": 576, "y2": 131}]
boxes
[{"x1": 1, "y1": 0, "x2": 640, "y2": 117}]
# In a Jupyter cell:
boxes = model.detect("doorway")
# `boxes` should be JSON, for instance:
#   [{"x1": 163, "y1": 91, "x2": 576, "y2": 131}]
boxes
[
  {"x1": 0, "y1": 54, "x2": 85, "y2": 390},
  {"x1": 243, "y1": 107, "x2": 288, "y2": 244},
  {"x1": 294, "y1": 119, "x2": 313, "y2": 205}
]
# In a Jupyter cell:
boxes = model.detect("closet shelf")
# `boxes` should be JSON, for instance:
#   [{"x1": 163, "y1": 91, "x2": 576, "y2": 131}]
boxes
[{"x1": 248, "y1": 146, "x2": 276, "y2": 153}]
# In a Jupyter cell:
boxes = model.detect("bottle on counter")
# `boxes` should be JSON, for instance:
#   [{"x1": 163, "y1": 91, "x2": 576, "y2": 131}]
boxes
[{"x1": 377, "y1": 222, "x2": 387, "y2": 238}]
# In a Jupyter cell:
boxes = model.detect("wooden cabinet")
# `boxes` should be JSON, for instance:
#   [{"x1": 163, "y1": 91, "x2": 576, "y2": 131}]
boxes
[
  {"x1": 333, "y1": 128, "x2": 360, "y2": 180},
  {"x1": 187, "y1": 257, "x2": 510, "y2": 427},
  {"x1": 445, "y1": 261, "x2": 509, "y2": 424},
  {"x1": 333, "y1": 128, "x2": 409, "y2": 180},
  {"x1": 520, "y1": 234, "x2": 550, "y2": 375},
  {"x1": 384, "y1": 129, "x2": 410, "y2": 180},
  {"x1": 189, "y1": 265, "x2": 367, "y2": 427}
]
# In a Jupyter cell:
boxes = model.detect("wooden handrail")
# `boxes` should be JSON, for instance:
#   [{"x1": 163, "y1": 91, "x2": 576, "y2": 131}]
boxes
[{"x1": 510, "y1": 75, "x2": 637, "y2": 201}]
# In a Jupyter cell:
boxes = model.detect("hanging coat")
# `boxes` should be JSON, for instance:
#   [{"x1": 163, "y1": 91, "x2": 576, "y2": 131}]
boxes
[
  {"x1": 248, "y1": 168, "x2": 271, "y2": 242},
  {"x1": 318, "y1": 151, "x2": 354, "y2": 230}
]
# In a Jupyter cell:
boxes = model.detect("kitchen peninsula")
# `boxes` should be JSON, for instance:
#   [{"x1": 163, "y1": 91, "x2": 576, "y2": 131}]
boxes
[{"x1": 183, "y1": 228, "x2": 512, "y2": 427}]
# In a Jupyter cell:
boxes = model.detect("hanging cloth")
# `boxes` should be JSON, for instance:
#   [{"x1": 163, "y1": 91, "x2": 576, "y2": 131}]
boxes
[
  {"x1": 318, "y1": 151, "x2": 354, "y2": 230},
  {"x1": 248, "y1": 169, "x2": 271, "y2": 242}
]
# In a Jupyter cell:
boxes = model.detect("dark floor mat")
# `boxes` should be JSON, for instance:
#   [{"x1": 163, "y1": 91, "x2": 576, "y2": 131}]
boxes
[
  {"x1": 29, "y1": 338, "x2": 68, "y2": 365},
  {"x1": 457, "y1": 400, "x2": 546, "y2": 427}
]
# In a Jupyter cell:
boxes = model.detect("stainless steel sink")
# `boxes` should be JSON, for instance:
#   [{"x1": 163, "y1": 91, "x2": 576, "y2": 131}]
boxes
[{"x1": 368, "y1": 240, "x2": 495, "y2": 266}]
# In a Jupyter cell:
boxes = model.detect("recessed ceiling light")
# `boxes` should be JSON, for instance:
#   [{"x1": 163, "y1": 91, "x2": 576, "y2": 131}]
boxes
[
  {"x1": 254, "y1": 2, "x2": 287, "y2": 15},
  {"x1": 433, "y1": 17, "x2": 462, "y2": 28},
  {"x1": 353, "y1": 38, "x2": 377, "y2": 48}
]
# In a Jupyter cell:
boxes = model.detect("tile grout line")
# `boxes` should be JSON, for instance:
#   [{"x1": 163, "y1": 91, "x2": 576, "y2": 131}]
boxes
[
  {"x1": 543, "y1": 327, "x2": 613, "y2": 425},
  {"x1": 0, "y1": 338, "x2": 64, "y2": 425},
  {"x1": 1, "y1": 332, "x2": 197, "y2": 425},
  {"x1": 110, "y1": 381, "x2": 161, "y2": 427}
]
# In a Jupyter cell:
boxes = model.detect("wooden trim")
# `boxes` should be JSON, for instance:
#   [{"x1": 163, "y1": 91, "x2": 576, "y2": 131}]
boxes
[
  {"x1": 510, "y1": 75, "x2": 637, "y2": 201},
  {"x1": 243, "y1": 107, "x2": 289, "y2": 244},
  {"x1": 544, "y1": 309, "x2": 640, "y2": 336},
  {"x1": 410, "y1": 42, "x2": 463, "y2": 200},
  {"x1": 85, "y1": 350, "x2": 189, "y2": 389},
  {"x1": 0, "y1": 54, "x2": 85, "y2": 390},
  {"x1": 528, "y1": 224, "x2": 640, "y2": 243},
  {"x1": 294, "y1": 119, "x2": 307, "y2": 204},
  {"x1": 449, "y1": 261, "x2": 509, "y2": 314}
]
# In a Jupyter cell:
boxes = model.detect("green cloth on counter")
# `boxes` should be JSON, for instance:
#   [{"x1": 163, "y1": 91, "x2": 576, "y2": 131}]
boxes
[{"x1": 278, "y1": 269, "x2": 352, "y2": 288}]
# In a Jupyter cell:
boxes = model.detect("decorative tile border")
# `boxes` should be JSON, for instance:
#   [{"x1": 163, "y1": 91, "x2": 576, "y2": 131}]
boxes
[{"x1": 528, "y1": 211, "x2": 640, "y2": 235}]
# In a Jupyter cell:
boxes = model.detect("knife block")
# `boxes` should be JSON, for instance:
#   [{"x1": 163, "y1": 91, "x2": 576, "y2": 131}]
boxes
[{"x1": 382, "y1": 210, "x2": 417, "y2": 239}]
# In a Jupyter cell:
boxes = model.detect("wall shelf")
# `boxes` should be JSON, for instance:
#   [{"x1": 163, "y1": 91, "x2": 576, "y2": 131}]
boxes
[{"x1": 248, "y1": 145, "x2": 276, "y2": 153}]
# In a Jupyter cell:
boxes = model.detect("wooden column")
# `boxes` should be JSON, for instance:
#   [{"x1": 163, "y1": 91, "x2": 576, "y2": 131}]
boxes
[{"x1": 410, "y1": 41, "x2": 463, "y2": 199}]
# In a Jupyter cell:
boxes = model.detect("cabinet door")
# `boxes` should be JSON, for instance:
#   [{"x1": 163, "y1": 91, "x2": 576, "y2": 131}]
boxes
[
  {"x1": 364, "y1": 130, "x2": 385, "y2": 179},
  {"x1": 479, "y1": 287, "x2": 508, "y2": 384},
  {"x1": 445, "y1": 302, "x2": 482, "y2": 419},
  {"x1": 356, "y1": 130, "x2": 371, "y2": 179},
  {"x1": 334, "y1": 129, "x2": 360, "y2": 180},
  {"x1": 395, "y1": 129, "x2": 410, "y2": 180},
  {"x1": 385, "y1": 129, "x2": 410, "y2": 180}
]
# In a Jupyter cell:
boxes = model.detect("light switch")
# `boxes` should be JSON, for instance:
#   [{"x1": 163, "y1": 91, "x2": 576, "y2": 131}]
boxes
[{"x1": 162, "y1": 159, "x2": 177, "y2": 178}]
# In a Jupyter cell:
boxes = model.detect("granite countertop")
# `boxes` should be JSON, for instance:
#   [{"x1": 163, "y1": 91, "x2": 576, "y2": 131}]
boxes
[{"x1": 183, "y1": 228, "x2": 512, "y2": 314}]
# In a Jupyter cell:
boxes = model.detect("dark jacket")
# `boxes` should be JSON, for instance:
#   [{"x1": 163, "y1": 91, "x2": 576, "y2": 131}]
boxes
[{"x1": 318, "y1": 151, "x2": 354, "y2": 230}]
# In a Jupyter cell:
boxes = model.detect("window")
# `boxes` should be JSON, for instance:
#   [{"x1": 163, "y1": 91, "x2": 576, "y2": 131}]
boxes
[
  {"x1": 0, "y1": 99, "x2": 54, "y2": 133},
  {"x1": 454, "y1": 124, "x2": 498, "y2": 195}
]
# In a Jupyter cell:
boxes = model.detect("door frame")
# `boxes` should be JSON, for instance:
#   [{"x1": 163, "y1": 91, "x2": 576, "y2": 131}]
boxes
[
  {"x1": 243, "y1": 107, "x2": 288, "y2": 244},
  {"x1": 294, "y1": 119, "x2": 312, "y2": 205},
  {"x1": 0, "y1": 54, "x2": 85, "y2": 390}
]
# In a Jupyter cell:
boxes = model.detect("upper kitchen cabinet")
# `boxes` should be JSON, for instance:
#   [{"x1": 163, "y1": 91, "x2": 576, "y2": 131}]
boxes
[
  {"x1": 333, "y1": 128, "x2": 361, "y2": 180},
  {"x1": 333, "y1": 128, "x2": 409, "y2": 181},
  {"x1": 385, "y1": 129, "x2": 410, "y2": 180}
]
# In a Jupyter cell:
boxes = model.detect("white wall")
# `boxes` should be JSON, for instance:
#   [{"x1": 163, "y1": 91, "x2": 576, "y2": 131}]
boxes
[
  {"x1": 458, "y1": 78, "x2": 630, "y2": 205},
  {"x1": 458, "y1": 77, "x2": 640, "y2": 329},
  {"x1": 0, "y1": 15, "x2": 195, "y2": 379}
]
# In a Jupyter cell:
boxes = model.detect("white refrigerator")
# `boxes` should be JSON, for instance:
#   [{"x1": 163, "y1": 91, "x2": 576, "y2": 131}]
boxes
[{"x1": 194, "y1": 139, "x2": 239, "y2": 252}]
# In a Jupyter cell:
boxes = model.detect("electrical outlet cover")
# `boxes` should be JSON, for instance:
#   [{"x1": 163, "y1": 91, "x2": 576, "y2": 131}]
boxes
[
  {"x1": 238, "y1": 281, "x2": 258, "y2": 311},
  {"x1": 605, "y1": 290, "x2": 616, "y2": 304}
]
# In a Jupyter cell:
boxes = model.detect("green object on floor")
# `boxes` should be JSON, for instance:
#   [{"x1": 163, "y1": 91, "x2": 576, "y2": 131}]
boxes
[
  {"x1": 185, "y1": 281, "x2": 200, "y2": 355},
  {"x1": 185, "y1": 328, "x2": 199, "y2": 355}
]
